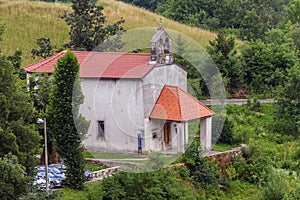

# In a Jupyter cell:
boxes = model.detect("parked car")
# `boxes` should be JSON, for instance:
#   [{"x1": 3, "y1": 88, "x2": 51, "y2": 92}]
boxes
[
  {"x1": 49, "y1": 163, "x2": 67, "y2": 173},
  {"x1": 49, "y1": 163, "x2": 93, "y2": 181},
  {"x1": 35, "y1": 165, "x2": 65, "y2": 179},
  {"x1": 36, "y1": 171, "x2": 64, "y2": 189},
  {"x1": 84, "y1": 170, "x2": 93, "y2": 181},
  {"x1": 32, "y1": 176, "x2": 46, "y2": 191}
]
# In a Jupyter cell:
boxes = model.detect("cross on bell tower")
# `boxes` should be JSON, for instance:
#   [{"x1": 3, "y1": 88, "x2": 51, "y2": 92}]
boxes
[{"x1": 150, "y1": 23, "x2": 174, "y2": 64}]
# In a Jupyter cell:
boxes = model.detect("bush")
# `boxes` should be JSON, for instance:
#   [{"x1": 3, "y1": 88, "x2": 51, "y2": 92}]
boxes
[
  {"x1": 181, "y1": 139, "x2": 220, "y2": 189},
  {"x1": 259, "y1": 171, "x2": 286, "y2": 200},
  {"x1": 217, "y1": 116, "x2": 234, "y2": 145},
  {"x1": 101, "y1": 170, "x2": 198, "y2": 199},
  {"x1": 25, "y1": 191, "x2": 62, "y2": 200},
  {"x1": 232, "y1": 146, "x2": 271, "y2": 184},
  {"x1": 0, "y1": 154, "x2": 29, "y2": 200}
]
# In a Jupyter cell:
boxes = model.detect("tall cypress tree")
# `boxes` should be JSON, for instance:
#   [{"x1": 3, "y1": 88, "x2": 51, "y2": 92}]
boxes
[
  {"x1": 64, "y1": 0, "x2": 125, "y2": 51},
  {"x1": 47, "y1": 51, "x2": 89, "y2": 189}
]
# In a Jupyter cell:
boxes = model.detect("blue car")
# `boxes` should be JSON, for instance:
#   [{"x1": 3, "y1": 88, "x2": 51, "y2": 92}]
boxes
[
  {"x1": 84, "y1": 170, "x2": 93, "y2": 181},
  {"x1": 35, "y1": 166, "x2": 65, "y2": 179},
  {"x1": 49, "y1": 163, "x2": 93, "y2": 181},
  {"x1": 36, "y1": 171, "x2": 64, "y2": 189}
]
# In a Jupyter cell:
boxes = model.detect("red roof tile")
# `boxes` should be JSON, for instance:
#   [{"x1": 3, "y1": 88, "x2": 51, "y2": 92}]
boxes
[
  {"x1": 23, "y1": 51, "x2": 154, "y2": 79},
  {"x1": 150, "y1": 85, "x2": 214, "y2": 121}
]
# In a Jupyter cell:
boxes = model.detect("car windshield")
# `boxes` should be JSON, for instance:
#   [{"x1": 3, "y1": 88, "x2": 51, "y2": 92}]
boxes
[
  {"x1": 50, "y1": 167, "x2": 61, "y2": 174},
  {"x1": 47, "y1": 172, "x2": 56, "y2": 178}
]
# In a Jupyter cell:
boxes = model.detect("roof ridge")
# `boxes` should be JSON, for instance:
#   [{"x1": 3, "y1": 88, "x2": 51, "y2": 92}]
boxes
[
  {"x1": 177, "y1": 86, "x2": 215, "y2": 115},
  {"x1": 24, "y1": 51, "x2": 65, "y2": 71},
  {"x1": 175, "y1": 86, "x2": 183, "y2": 120}
]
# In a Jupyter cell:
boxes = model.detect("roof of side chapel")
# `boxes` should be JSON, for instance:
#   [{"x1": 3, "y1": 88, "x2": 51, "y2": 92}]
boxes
[{"x1": 150, "y1": 85, "x2": 214, "y2": 121}]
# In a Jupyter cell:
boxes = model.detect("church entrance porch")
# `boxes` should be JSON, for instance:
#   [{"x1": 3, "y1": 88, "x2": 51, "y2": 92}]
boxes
[{"x1": 149, "y1": 85, "x2": 214, "y2": 153}]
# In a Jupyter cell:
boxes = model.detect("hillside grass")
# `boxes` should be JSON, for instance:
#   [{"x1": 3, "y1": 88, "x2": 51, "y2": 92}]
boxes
[{"x1": 0, "y1": 0, "x2": 217, "y2": 66}]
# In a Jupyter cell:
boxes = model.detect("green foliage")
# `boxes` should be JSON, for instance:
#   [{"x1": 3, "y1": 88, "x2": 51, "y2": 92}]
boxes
[
  {"x1": 7, "y1": 50, "x2": 26, "y2": 80},
  {"x1": 285, "y1": 0, "x2": 300, "y2": 25},
  {"x1": 102, "y1": 169, "x2": 198, "y2": 199},
  {"x1": 207, "y1": 32, "x2": 242, "y2": 93},
  {"x1": 275, "y1": 64, "x2": 300, "y2": 136},
  {"x1": 240, "y1": 9, "x2": 264, "y2": 40},
  {"x1": 64, "y1": 0, "x2": 125, "y2": 51},
  {"x1": 232, "y1": 146, "x2": 271, "y2": 184},
  {"x1": 84, "y1": 164, "x2": 107, "y2": 172},
  {"x1": 0, "y1": 154, "x2": 29, "y2": 200},
  {"x1": 29, "y1": 73, "x2": 52, "y2": 114},
  {"x1": 217, "y1": 115, "x2": 234, "y2": 145},
  {"x1": 25, "y1": 190, "x2": 62, "y2": 200},
  {"x1": 120, "y1": 0, "x2": 164, "y2": 11},
  {"x1": 259, "y1": 171, "x2": 286, "y2": 200},
  {"x1": 241, "y1": 40, "x2": 296, "y2": 95},
  {"x1": 182, "y1": 139, "x2": 220, "y2": 189},
  {"x1": 0, "y1": 54, "x2": 41, "y2": 174},
  {"x1": 156, "y1": 0, "x2": 288, "y2": 39},
  {"x1": 31, "y1": 37, "x2": 56, "y2": 59},
  {"x1": 47, "y1": 51, "x2": 88, "y2": 189},
  {"x1": 139, "y1": 151, "x2": 166, "y2": 172}
]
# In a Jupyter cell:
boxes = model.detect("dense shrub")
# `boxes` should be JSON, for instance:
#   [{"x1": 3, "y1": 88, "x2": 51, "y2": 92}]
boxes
[
  {"x1": 181, "y1": 139, "x2": 220, "y2": 189},
  {"x1": 259, "y1": 171, "x2": 286, "y2": 200},
  {"x1": 101, "y1": 169, "x2": 197, "y2": 199},
  {"x1": 217, "y1": 115, "x2": 234, "y2": 145},
  {"x1": 0, "y1": 155, "x2": 29, "y2": 200},
  {"x1": 232, "y1": 146, "x2": 271, "y2": 184}
]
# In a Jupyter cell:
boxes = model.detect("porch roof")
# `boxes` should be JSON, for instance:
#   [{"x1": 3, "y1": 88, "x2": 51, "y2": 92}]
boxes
[{"x1": 149, "y1": 85, "x2": 214, "y2": 122}]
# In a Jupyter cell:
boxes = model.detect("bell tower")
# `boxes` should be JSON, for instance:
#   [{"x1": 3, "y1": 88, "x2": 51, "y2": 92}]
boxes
[{"x1": 150, "y1": 24, "x2": 174, "y2": 64}]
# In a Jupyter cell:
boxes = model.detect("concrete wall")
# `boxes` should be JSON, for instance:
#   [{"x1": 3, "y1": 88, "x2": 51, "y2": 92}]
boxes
[
  {"x1": 200, "y1": 117, "x2": 212, "y2": 151},
  {"x1": 80, "y1": 63, "x2": 188, "y2": 154},
  {"x1": 80, "y1": 78, "x2": 145, "y2": 153},
  {"x1": 143, "y1": 119, "x2": 164, "y2": 152},
  {"x1": 142, "y1": 64, "x2": 187, "y2": 153},
  {"x1": 142, "y1": 64, "x2": 187, "y2": 118}
]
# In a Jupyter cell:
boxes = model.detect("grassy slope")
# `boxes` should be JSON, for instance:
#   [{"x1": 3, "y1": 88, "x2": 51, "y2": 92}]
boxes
[{"x1": 0, "y1": 0, "x2": 216, "y2": 66}]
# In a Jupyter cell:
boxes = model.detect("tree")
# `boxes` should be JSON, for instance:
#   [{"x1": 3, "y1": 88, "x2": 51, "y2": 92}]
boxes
[
  {"x1": 0, "y1": 154, "x2": 29, "y2": 200},
  {"x1": 0, "y1": 54, "x2": 41, "y2": 175},
  {"x1": 31, "y1": 37, "x2": 56, "y2": 59},
  {"x1": 207, "y1": 32, "x2": 241, "y2": 93},
  {"x1": 240, "y1": 40, "x2": 296, "y2": 95},
  {"x1": 275, "y1": 64, "x2": 300, "y2": 136},
  {"x1": 64, "y1": 0, "x2": 125, "y2": 51},
  {"x1": 29, "y1": 73, "x2": 52, "y2": 114},
  {"x1": 181, "y1": 139, "x2": 220, "y2": 188},
  {"x1": 285, "y1": 0, "x2": 300, "y2": 25},
  {"x1": 47, "y1": 51, "x2": 89, "y2": 189}
]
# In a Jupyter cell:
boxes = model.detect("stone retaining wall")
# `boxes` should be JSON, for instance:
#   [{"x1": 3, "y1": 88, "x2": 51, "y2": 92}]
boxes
[{"x1": 207, "y1": 144, "x2": 247, "y2": 171}]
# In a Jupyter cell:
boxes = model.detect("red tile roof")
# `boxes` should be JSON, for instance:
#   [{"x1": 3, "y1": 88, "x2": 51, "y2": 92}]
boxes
[
  {"x1": 23, "y1": 51, "x2": 154, "y2": 79},
  {"x1": 150, "y1": 85, "x2": 214, "y2": 121}
]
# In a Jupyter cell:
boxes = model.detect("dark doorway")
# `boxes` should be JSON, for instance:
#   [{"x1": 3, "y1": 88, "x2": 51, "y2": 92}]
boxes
[{"x1": 163, "y1": 122, "x2": 171, "y2": 148}]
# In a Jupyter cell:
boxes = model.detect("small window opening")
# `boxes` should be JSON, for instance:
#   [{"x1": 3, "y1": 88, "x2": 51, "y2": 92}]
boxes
[{"x1": 98, "y1": 121, "x2": 105, "y2": 138}]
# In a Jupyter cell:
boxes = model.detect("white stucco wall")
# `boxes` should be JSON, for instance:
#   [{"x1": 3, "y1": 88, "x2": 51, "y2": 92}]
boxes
[
  {"x1": 80, "y1": 78, "x2": 145, "y2": 153},
  {"x1": 142, "y1": 64, "x2": 187, "y2": 118},
  {"x1": 79, "y1": 63, "x2": 188, "y2": 154},
  {"x1": 142, "y1": 64, "x2": 188, "y2": 153}
]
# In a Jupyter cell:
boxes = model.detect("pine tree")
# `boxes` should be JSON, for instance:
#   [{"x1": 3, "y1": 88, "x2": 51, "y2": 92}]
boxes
[
  {"x1": 47, "y1": 51, "x2": 89, "y2": 189},
  {"x1": 64, "y1": 0, "x2": 125, "y2": 51},
  {"x1": 207, "y1": 32, "x2": 241, "y2": 93}
]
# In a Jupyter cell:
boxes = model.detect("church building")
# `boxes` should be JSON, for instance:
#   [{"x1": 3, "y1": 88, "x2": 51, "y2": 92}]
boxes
[{"x1": 23, "y1": 26, "x2": 214, "y2": 154}]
